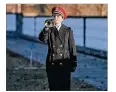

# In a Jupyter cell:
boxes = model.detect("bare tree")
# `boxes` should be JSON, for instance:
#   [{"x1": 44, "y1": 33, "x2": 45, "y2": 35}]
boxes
[
  {"x1": 96, "y1": 4, "x2": 104, "y2": 16},
  {"x1": 34, "y1": 4, "x2": 48, "y2": 15}
]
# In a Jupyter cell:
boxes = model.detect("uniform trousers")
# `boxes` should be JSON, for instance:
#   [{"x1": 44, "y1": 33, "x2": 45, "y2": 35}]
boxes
[{"x1": 47, "y1": 71, "x2": 71, "y2": 91}]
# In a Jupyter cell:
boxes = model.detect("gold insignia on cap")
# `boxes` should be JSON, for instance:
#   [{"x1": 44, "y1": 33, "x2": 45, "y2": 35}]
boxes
[{"x1": 56, "y1": 7, "x2": 58, "y2": 10}]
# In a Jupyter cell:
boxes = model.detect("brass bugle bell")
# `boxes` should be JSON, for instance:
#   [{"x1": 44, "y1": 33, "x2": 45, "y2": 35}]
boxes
[{"x1": 44, "y1": 19, "x2": 55, "y2": 28}]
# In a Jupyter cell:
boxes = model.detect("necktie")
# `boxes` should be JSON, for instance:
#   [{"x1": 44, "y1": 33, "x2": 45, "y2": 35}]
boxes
[
  {"x1": 56, "y1": 25, "x2": 60, "y2": 31},
  {"x1": 56, "y1": 25, "x2": 59, "y2": 31}
]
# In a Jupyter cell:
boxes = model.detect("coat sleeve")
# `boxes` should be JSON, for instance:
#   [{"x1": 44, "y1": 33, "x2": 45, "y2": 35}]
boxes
[
  {"x1": 68, "y1": 28, "x2": 77, "y2": 67},
  {"x1": 38, "y1": 27, "x2": 49, "y2": 43}
]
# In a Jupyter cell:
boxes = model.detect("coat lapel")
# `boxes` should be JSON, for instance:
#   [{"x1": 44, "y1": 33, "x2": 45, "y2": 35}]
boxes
[
  {"x1": 58, "y1": 24, "x2": 66, "y2": 44},
  {"x1": 52, "y1": 24, "x2": 66, "y2": 44},
  {"x1": 52, "y1": 27, "x2": 61, "y2": 42}
]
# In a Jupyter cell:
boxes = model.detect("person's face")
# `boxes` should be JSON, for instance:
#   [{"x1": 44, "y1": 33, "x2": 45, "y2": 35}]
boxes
[{"x1": 52, "y1": 13, "x2": 64, "y2": 24}]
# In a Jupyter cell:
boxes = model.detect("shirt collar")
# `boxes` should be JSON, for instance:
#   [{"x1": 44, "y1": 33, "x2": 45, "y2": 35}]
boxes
[{"x1": 55, "y1": 23, "x2": 62, "y2": 31}]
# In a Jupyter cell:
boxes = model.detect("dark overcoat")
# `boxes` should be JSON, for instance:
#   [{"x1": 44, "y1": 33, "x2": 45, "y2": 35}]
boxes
[
  {"x1": 38, "y1": 24, "x2": 77, "y2": 90},
  {"x1": 38, "y1": 24, "x2": 77, "y2": 72}
]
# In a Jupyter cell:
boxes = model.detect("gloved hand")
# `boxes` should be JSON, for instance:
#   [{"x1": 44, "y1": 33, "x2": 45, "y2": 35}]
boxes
[
  {"x1": 71, "y1": 61, "x2": 77, "y2": 72},
  {"x1": 44, "y1": 19, "x2": 55, "y2": 28}
]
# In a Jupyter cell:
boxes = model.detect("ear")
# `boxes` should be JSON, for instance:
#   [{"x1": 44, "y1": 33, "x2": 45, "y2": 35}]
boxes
[{"x1": 61, "y1": 17, "x2": 64, "y2": 21}]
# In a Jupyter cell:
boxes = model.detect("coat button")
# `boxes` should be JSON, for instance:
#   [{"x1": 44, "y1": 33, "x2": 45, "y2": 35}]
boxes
[
  {"x1": 60, "y1": 63, "x2": 63, "y2": 65},
  {"x1": 53, "y1": 45, "x2": 55, "y2": 47},
  {"x1": 52, "y1": 63, "x2": 54, "y2": 65},
  {"x1": 60, "y1": 54, "x2": 62, "y2": 56},
  {"x1": 53, "y1": 54, "x2": 55, "y2": 56},
  {"x1": 60, "y1": 45, "x2": 62, "y2": 47}
]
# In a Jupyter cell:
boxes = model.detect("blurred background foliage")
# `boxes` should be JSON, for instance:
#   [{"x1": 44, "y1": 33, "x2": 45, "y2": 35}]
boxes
[{"x1": 6, "y1": 4, "x2": 108, "y2": 16}]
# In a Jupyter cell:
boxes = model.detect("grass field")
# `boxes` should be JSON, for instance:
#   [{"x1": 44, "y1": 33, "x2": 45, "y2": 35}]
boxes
[{"x1": 6, "y1": 49, "x2": 100, "y2": 91}]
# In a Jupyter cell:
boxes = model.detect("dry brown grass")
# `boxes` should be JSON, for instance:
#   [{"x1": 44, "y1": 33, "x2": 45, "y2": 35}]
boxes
[{"x1": 6, "y1": 49, "x2": 99, "y2": 91}]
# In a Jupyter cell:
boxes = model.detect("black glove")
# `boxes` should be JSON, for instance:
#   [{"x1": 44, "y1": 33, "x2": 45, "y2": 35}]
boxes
[
  {"x1": 71, "y1": 61, "x2": 77, "y2": 72},
  {"x1": 44, "y1": 19, "x2": 55, "y2": 28}
]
